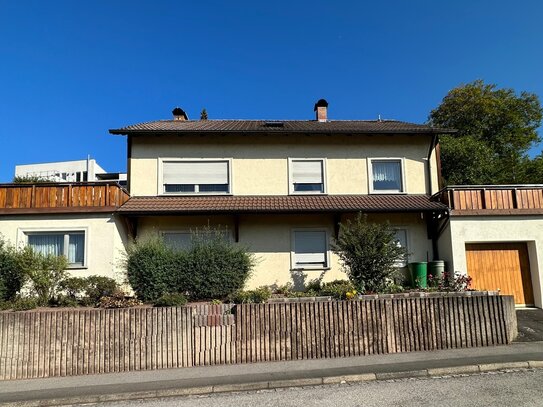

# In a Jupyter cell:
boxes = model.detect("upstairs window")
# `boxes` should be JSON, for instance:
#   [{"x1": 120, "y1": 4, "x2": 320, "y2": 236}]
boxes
[
  {"x1": 292, "y1": 230, "x2": 328, "y2": 269},
  {"x1": 370, "y1": 159, "x2": 404, "y2": 193},
  {"x1": 162, "y1": 160, "x2": 230, "y2": 194},
  {"x1": 26, "y1": 231, "x2": 85, "y2": 267},
  {"x1": 289, "y1": 159, "x2": 325, "y2": 194}
]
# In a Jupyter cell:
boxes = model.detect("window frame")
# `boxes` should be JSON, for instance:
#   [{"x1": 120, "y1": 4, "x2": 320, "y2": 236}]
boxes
[
  {"x1": 290, "y1": 228, "x2": 331, "y2": 271},
  {"x1": 18, "y1": 227, "x2": 89, "y2": 269},
  {"x1": 157, "y1": 158, "x2": 233, "y2": 196},
  {"x1": 288, "y1": 158, "x2": 327, "y2": 195},
  {"x1": 367, "y1": 157, "x2": 406, "y2": 194}
]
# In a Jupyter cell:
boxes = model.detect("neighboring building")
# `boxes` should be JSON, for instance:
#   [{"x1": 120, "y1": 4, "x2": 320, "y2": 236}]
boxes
[
  {"x1": 109, "y1": 101, "x2": 450, "y2": 289},
  {"x1": 15, "y1": 158, "x2": 127, "y2": 186}
]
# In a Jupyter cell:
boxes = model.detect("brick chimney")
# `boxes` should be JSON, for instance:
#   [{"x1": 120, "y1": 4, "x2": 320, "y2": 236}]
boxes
[
  {"x1": 172, "y1": 107, "x2": 188, "y2": 121},
  {"x1": 314, "y1": 99, "x2": 328, "y2": 122}
]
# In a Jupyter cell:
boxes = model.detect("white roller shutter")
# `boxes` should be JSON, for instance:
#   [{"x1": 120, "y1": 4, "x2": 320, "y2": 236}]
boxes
[
  {"x1": 291, "y1": 160, "x2": 323, "y2": 184},
  {"x1": 163, "y1": 161, "x2": 229, "y2": 185},
  {"x1": 294, "y1": 231, "x2": 327, "y2": 266}
]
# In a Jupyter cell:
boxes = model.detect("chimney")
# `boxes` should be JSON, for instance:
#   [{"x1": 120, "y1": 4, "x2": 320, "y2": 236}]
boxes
[
  {"x1": 314, "y1": 99, "x2": 328, "y2": 122},
  {"x1": 172, "y1": 107, "x2": 188, "y2": 121}
]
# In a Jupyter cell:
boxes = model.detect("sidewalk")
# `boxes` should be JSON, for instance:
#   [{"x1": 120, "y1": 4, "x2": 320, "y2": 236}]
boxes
[{"x1": 1, "y1": 342, "x2": 542, "y2": 406}]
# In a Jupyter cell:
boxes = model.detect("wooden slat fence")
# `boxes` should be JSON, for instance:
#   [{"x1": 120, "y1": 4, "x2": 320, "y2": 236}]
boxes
[
  {"x1": 0, "y1": 294, "x2": 516, "y2": 380},
  {"x1": 0, "y1": 182, "x2": 129, "y2": 211}
]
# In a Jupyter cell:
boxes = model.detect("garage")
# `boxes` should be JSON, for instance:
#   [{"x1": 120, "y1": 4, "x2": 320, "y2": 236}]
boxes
[{"x1": 466, "y1": 243, "x2": 534, "y2": 306}]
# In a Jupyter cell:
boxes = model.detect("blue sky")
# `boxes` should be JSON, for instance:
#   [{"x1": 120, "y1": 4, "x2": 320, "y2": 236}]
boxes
[{"x1": 1, "y1": 1, "x2": 542, "y2": 182}]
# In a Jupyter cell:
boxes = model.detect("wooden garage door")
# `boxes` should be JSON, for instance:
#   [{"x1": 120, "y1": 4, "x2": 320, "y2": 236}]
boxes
[{"x1": 466, "y1": 243, "x2": 534, "y2": 305}]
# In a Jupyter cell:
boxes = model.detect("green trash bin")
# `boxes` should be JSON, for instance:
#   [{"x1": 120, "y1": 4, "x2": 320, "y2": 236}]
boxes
[{"x1": 408, "y1": 262, "x2": 428, "y2": 289}]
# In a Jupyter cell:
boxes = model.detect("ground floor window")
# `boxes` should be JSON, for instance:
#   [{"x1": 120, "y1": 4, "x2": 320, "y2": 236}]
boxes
[
  {"x1": 26, "y1": 231, "x2": 85, "y2": 267},
  {"x1": 292, "y1": 229, "x2": 329, "y2": 269},
  {"x1": 162, "y1": 231, "x2": 192, "y2": 250}
]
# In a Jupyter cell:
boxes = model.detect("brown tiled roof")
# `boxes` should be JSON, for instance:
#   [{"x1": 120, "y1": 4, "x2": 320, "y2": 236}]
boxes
[
  {"x1": 117, "y1": 195, "x2": 447, "y2": 215},
  {"x1": 109, "y1": 120, "x2": 455, "y2": 135}
]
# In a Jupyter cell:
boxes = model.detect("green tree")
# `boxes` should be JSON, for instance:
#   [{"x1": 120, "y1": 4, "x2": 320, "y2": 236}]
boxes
[
  {"x1": 429, "y1": 80, "x2": 542, "y2": 185},
  {"x1": 331, "y1": 214, "x2": 407, "y2": 293},
  {"x1": 200, "y1": 108, "x2": 208, "y2": 120},
  {"x1": 12, "y1": 175, "x2": 49, "y2": 184}
]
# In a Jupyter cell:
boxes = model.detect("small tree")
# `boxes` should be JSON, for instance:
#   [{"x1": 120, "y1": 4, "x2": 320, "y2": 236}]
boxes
[
  {"x1": 0, "y1": 236, "x2": 26, "y2": 302},
  {"x1": 12, "y1": 175, "x2": 50, "y2": 184},
  {"x1": 200, "y1": 108, "x2": 208, "y2": 120},
  {"x1": 331, "y1": 213, "x2": 407, "y2": 293}
]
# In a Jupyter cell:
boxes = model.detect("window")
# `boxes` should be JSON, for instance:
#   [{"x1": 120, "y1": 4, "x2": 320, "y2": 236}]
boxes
[
  {"x1": 161, "y1": 160, "x2": 230, "y2": 194},
  {"x1": 292, "y1": 230, "x2": 328, "y2": 269},
  {"x1": 393, "y1": 229, "x2": 408, "y2": 267},
  {"x1": 162, "y1": 232, "x2": 192, "y2": 250},
  {"x1": 26, "y1": 231, "x2": 85, "y2": 267},
  {"x1": 369, "y1": 159, "x2": 404, "y2": 193},
  {"x1": 289, "y1": 159, "x2": 325, "y2": 194}
]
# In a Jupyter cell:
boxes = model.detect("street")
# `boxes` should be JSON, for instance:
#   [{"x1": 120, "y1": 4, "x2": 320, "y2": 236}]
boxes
[{"x1": 102, "y1": 369, "x2": 542, "y2": 407}]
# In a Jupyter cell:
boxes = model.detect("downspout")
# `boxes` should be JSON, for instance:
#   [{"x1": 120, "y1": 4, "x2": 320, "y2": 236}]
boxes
[{"x1": 427, "y1": 134, "x2": 438, "y2": 259}]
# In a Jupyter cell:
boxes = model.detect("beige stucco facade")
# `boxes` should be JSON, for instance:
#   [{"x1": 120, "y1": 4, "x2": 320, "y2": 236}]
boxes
[
  {"x1": 129, "y1": 134, "x2": 439, "y2": 197},
  {"x1": 438, "y1": 216, "x2": 543, "y2": 308},
  {"x1": 137, "y1": 212, "x2": 432, "y2": 289},
  {"x1": 0, "y1": 214, "x2": 128, "y2": 283}
]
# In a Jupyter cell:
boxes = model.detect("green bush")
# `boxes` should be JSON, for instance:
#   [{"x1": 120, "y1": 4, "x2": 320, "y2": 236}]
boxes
[
  {"x1": 126, "y1": 237, "x2": 177, "y2": 302},
  {"x1": 320, "y1": 280, "x2": 356, "y2": 300},
  {"x1": 126, "y1": 227, "x2": 255, "y2": 302},
  {"x1": 85, "y1": 276, "x2": 119, "y2": 303},
  {"x1": 230, "y1": 287, "x2": 271, "y2": 304},
  {"x1": 331, "y1": 213, "x2": 407, "y2": 293},
  {"x1": 0, "y1": 237, "x2": 26, "y2": 302},
  {"x1": 19, "y1": 247, "x2": 68, "y2": 305},
  {"x1": 153, "y1": 293, "x2": 188, "y2": 307},
  {"x1": 9, "y1": 296, "x2": 40, "y2": 311},
  {"x1": 179, "y1": 228, "x2": 254, "y2": 300},
  {"x1": 58, "y1": 276, "x2": 119, "y2": 306}
]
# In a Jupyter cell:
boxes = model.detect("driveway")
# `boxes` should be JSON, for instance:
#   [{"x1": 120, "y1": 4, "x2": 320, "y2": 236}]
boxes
[{"x1": 516, "y1": 309, "x2": 543, "y2": 342}]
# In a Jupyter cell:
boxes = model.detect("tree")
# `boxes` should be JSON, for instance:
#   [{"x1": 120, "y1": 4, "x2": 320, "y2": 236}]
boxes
[
  {"x1": 331, "y1": 214, "x2": 407, "y2": 293},
  {"x1": 200, "y1": 108, "x2": 208, "y2": 120},
  {"x1": 12, "y1": 175, "x2": 50, "y2": 184},
  {"x1": 429, "y1": 80, "x2": 542, "y2": 185}
]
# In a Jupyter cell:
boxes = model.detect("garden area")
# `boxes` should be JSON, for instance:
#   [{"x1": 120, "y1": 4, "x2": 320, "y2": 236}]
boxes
[{"x1": 0, "y1": 215, "x2": 472, "y2": 312}]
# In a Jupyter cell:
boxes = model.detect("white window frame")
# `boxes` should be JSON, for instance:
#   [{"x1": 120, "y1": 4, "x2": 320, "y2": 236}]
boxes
[
  {"x1": 157, "y1": 158, "x2": 233, "y2": 196},
  {"x1": 288, "y1": 158, "x2": 327, "y2": 195},
  {"x1": 17, "y1": 227, "x2": 89, "y2": 269},
  {"x1": 290, "y1": 228, "x2": 331, "y2": 271},
  {"x1": 367, "y1": 157, "x2": 406, "y2": 194},
  {"x1": 392, "y1": 227, "x2": 409, "y2": 267}
]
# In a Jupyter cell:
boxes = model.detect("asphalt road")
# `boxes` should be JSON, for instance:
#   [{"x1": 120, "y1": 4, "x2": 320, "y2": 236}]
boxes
[{"x1": 102, "y1": 369, "x2": 542, "y2": 407}]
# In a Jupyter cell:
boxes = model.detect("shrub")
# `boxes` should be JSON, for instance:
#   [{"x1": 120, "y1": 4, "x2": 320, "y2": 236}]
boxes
[
  {"x1": 180, "y1": 227, "x2": 255, "y2": 300},
  {"x1": 230, "y1": 287, "x2": 271, "y2": 304},
  {"x1": 19, "y1": 247, "x2": 68, "y2": 305},
  {"x1": 153, "y1": 292, "x2": 188, "y2": 307},
  {"x1": 84, "y1": 276, "x2": 119, "y2": 303},
  {"x1": 99, "y1": 291, "x2": 142, "y2": 309},
  {"x1": 59, "y1": 277, "x2": 88, "y2": 299},
  {"x1": 0, "y1": 237, "x2": 26, "y2": 302},
  {"x1": 331, "y1": 213, "x2": 407, "y2": 293},
  {"x1": 126, "y1": 227, "x2": 255, "y2": 302},
  {"x1": 9, "y1": 296, "x2": 40, "y2": 311},
  {"x1": 320, "y1": 280, "x2": 356, "y2": 300},
  {"x1": 126, "y1": 237, "x2": 177, "y2": 302}
]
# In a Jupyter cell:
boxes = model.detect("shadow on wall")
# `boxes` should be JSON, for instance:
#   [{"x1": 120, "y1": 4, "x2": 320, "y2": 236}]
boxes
[{"x1": 290, "y1": 269, "x2": 328, "y2": 291}]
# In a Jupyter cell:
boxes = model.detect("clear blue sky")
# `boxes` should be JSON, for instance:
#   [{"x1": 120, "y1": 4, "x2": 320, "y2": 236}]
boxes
[{"x1": 1, "y1": 1, "x2": 542, "y2": 182}]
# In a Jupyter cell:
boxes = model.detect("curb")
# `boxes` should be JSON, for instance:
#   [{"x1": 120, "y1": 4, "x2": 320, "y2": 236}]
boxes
[{"x1": 2, "y1": 361, "x2": 542, "y2": 407}]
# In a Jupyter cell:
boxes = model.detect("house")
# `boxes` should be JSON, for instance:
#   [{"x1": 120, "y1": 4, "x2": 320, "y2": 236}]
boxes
[
  {"x1": 15, "y1": 158, "x2": 127, "y2": 186},
  {"x1": 109, "y1": 100, "x2": 450, "y2": 289},
  {"x1": 1, "y1": 99, "x2": 542, "y2": 308}
]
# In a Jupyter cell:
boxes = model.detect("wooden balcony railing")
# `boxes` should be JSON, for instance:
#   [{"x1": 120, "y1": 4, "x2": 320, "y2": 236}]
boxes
[
  {"x1": 436, "y1": 185, "x2": 543, "y2": 212},
  {"x1": 0, "y1": 182, "x2": 130, "y2": 214}
]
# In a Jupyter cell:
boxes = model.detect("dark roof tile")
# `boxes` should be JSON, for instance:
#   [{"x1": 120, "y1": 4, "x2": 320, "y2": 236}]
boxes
[
  {"x1": 117, "y1": 195, "x2": 447, "y2": 214},
  {"x1": 110, "y1": 120, "x2": 454, "y2": 135}
]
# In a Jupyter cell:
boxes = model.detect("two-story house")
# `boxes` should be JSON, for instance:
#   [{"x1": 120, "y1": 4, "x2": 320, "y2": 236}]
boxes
[{"x1": 109, "y1": 100, "x2": 450, "y2": 288}]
